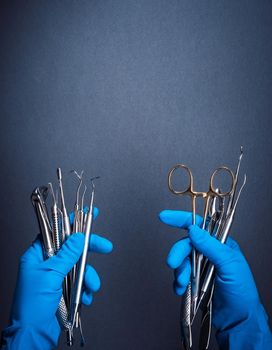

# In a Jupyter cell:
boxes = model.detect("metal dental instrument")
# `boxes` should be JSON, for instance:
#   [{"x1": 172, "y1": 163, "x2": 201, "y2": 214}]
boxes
[
  {"x1": 197, "y1": 176, "x2": 246, "y2": 350},
  {"x1": 206, "y1": 192, "x2": 219, "y2": 234},
  {"x1": 180, "y1": 281, "x2": 193, "y2": 350},
  {"x1": 31, "y1": 187, "x2": 54, "y2": 258},
  {"x1": 31, "y1": 187, "x2": 72, "y2": 335},
  {"x1": 198, "y1": 196, "x2": 223, "y2": 350},
  {"x1": 166, "y1": 167, "x2": 200, "y2": 349},
  {"x1": 168, "y1": 165, "x2": 201, "y2": 350},
  {"x1": 70, "y1": 170, "x2": 84, "y2": 309},
  {"x1": 226, "y1": 146, "x2": 243, "y2": 217},
  {"x1": 196, "y1": 152, "x2": 246, "y2": 349},
  {"x1": 69, "y1": 177, "x2": 100, "y2": 330},
  {"x1": 218, "y1": 174, "x2": 247, "y2": 244},
  {"x1": 193, "y1": 167, "x2": 234, "y2": 316},
  {"x1": 197, "y1": 147, "x2": 245, "y2": 313},
  {"x1": 57, "y1": 168, "x2": 71, "y2": 238},
  {"x1": 80, "y1": 185, "x2": 87, "y2": 232},
  {"x1": 197, "y1": 174, "x2": 247, "y2": 311},
  {"x1": 57, "y1": 168, "x2": 72, "y2": 318},
  {"x1": 199, "y1": 282, "x2": 214, "y2": 350},
  {"x1": 213, "y1": 196, "x2": 225, "y2": 239},
  {"x1": 71, "y1": 170, "x2": 84, "y2": 234},
  {"x1": 49, "y1": 183, "x2": 61, "y2": 252},
  {"x1": 58, "y1": 207, "x2": 65, "y2": 244},
  {"x1": 198, "y1": 195, "x2": 225, "y2": 289}
]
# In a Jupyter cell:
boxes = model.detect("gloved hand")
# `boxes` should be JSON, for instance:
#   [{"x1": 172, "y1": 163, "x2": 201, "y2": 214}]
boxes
[
  {"x1": 159, "y1": 210, "x2": 272, "y2": 350},
  {"x1": 1, "y1": 207, "x2": 113, "y2": 350}
]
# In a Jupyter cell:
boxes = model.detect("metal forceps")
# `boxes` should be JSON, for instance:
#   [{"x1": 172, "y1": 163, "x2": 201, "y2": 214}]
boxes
[{"x1": 168, "y1": 164, "x2": 235, "y2": 349}]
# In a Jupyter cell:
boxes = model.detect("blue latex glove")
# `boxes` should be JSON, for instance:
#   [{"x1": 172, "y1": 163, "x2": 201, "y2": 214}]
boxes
[
  {"x1": 1, "y1": 207, "x2": 113, "y2": 350},
  {"x1": 159, "y1": 210, "x2": 272, "y2": 350}
]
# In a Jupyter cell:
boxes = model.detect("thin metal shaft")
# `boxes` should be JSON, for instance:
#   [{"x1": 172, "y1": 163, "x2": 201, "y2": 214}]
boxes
[
  {"x1": 197, "y1": 175, "x2": 246, "y2": 310},
  {"x1": 226, "y1": 146, "x2": 243, "y2": 216},
  {"x1": 191, "y1": 195, "x2": 196, "y2": 278},
  {"x1": 70, "y1": 178, "x2": 98, "y2": 329},
  {"x1": 181, "y1": 283, "x2": 192, "y2": 350},
  {"x1": 71, "y1": 170, "x2": 84, "y2": 234},
  {"x1": 192, "y1": 196, "x2": 211, "y2": 316},
  {"x1": 57, "y1": 168, "x2": 72, "y2": 315},
  {"x1": 57, "y1": 168, "x2": 71, "y2": 238},
  {"x1": 49, "y1": 183, "x2": 61, "y2": 252}
]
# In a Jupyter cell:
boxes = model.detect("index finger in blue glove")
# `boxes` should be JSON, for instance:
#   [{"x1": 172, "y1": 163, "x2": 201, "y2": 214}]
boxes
[
  {"x1": 167, "y1": 237, "x2": 192, "y2": 269},
  {"x1": 44, "y1": 233, "x2": 85, "y2": 276},
  {"x1": 20, "y1": 235, "x2": 44, "y2": 264},
  {"x1": 89, "y1": 234, "x2": 113, "y2": 254},
  {"x1": 81, "y1": 265, "x2": 101, "y2": 306},
  {"x1": 84, "y1": 265, "x2": 101, "y2": 292},
  {"x1": 188, "y1": 225, "x2": 234, "y2": 270},
  {"x1": 174, "y1": 257, "x2": 191, "y2": 295},
  {"x1": 225, "y1": 236, "x2": 241, "y2": 251},
  {"x1": 159, "y1": 210, "x2": 202, "y2": 229}
]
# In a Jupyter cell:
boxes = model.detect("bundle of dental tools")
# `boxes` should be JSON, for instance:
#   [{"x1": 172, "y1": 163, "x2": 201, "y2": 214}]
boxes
[
  {"x1": 31, "y1": 168, "x2": 99, "y2": 346},
  {"x1": 167, "y1": 148, "x2": 246, "y2": 350}
]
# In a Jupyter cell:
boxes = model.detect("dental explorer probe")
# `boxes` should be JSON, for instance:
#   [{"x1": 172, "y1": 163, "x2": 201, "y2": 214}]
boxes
[
  {"x1": 69, "y1": 177, "x2": 100, "y2": 329},
  {"x1": 196, "y1": 174, "x2": 247, "y2": 311},
  {"x1": 57, "y1": 168, "x2": 71, "y2": 238},
  {"x1": 71, "y1": 170, "x2": 84, "y2": 234},
  {"x1": 57, "y1": 168, "x2": 72, "y2": 312}
]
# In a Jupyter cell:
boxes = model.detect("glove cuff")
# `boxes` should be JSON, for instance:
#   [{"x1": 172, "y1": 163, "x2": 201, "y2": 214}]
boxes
[
  {"x1": 216, "y1": 302, "x2": 272, "y2": 349},
  {"x1": 1, "y1": 320, "x2": 59, "y2": 350}
]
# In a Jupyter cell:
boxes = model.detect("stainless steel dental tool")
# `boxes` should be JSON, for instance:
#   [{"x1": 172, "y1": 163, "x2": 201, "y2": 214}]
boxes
[
  {"x1": 71, "y1": 170, "x2": 84, "y2": 234},
  {"x1": 31, "y1": 186, "x2": 54, "y2": 257},
  {"x1": 48, "y1": 183, "x2": 61, "y2": 252},
  {"x1": 31, "y1": 186, "x2": 72, "y2": 335},
  {"x1": 167, "y1": 148, "x2": 246, "y2": 350},
  {"x1": 69, "y1": 177, "x2": 100, "y2": 330},
  {"x1": 197, "y1": 174, "x2": 247, "y2": 313},
  {"x1": 57, "y1": 168, "x2": 71, "y2": 238}
]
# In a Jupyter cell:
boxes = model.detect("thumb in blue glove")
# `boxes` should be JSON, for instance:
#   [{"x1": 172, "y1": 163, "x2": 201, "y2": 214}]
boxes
[{"x1": 159, "y1": 210, "x2": 272, "y2": 350}]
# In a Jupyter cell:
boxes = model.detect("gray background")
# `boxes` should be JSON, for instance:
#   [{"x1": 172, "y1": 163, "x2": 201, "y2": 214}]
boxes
[{"x1": 0, "y1": 1, "x2": 271, "y2": 349}]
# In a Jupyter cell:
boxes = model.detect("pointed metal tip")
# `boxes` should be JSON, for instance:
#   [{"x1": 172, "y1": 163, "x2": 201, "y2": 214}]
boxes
[
  {"x1": 57, "y1": 168, "x2": 62, "y2": 180},
  {"x1": 232, "y1": 173, "x2": 247, "y2": 211},
  {"x1": 243, "y1": 173, "x2": 247, "y2": 184},
  {"x1": 66, "y1": 328, "x2": 74, "y2": 347},
  {"x1": 71, "y1": 169, "x2": 84, "y2": 179},
  {"x1": 48, "y1": 182, "x2": 53, "y2": 194},
  {"x1": 239, "y1": 146, "x2": 244, "y2": 160},
  {"x1": 89, "y1": 177, "x2": 99, "y2": 193}
]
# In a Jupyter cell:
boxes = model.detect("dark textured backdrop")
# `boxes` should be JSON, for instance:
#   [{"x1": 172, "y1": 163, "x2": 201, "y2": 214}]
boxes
[{"x1": 0, "y1": 1, "x2": 271, "y2": 349}]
